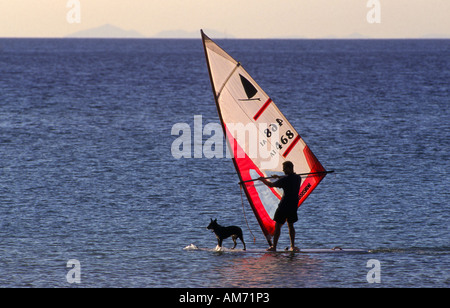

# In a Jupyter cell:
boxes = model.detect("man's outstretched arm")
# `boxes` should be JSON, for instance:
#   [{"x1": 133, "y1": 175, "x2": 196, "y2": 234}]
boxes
[{"x1": 258, "y1": 175, "x2": 280, "y2": 188}]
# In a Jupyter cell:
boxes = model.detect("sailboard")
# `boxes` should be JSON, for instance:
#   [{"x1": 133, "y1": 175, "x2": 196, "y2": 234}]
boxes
[
  {"x1": 201, "y1": 30, "x2": 332, "y2": 246},
  {"x1": 184, "y1": 244, "x2": 367, "y2": 254}
]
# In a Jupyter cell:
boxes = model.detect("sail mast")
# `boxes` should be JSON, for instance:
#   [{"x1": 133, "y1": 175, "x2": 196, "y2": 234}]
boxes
[
  {"x1": 201, "y1": 31, "x2": 244, "y2": 185},
  {"x1": 201, "y1": 30, "x2": 271, "y2": 244}
]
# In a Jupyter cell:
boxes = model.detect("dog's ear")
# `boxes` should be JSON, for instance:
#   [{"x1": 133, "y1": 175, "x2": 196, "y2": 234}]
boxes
[{"x1": 214, "y1": 219, "x2": 217, "y2": 223}]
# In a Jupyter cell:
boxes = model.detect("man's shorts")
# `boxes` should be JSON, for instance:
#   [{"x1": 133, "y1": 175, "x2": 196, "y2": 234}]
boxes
[{"x1": 273, "y1": 206, "x2": 298, "y2": 224}]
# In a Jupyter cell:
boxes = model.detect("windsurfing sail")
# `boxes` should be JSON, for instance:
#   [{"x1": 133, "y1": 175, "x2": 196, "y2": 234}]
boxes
[{"x1": 201, "y1": 30, "x2": 330, "y2": 245}]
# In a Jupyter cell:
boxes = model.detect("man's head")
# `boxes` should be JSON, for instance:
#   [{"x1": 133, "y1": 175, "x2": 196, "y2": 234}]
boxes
[{"x1": 282, "y1": 161, "x2": 294, "y2": 175}]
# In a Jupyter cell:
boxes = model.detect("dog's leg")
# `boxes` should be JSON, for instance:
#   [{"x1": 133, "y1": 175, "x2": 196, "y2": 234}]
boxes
[
  {"x1": 231, "y1": 235, "x2": 237, "y2": 249},
  {"x1": 241, "y1": 237, "x2": 246, "y2": 250},
  {"x1": 238, "y1": 233, "x2": 246, "y2": 250}
]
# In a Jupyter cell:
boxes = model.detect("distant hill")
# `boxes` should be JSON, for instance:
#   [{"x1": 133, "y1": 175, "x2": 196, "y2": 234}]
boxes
[
  {"x1": 153, "y1": 29, "x2": 234, "y2": 39},
  {"x1": 66, "y1": 24, "x2": 145, "y2": 38},
  {"x1": 66, "y1": 25, "x2": 233, "y2": 39},
  {"x1": 65, "y1": 25, "x2": 448, "y2": 39}
]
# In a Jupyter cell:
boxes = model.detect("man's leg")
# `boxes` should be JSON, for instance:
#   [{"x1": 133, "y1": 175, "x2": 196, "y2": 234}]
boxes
[
  {"x1": 287, "y1": 222, "x2": 299, "y2": 251},
  {"x1": 267, "y1": 222, "x2": 282, "y2": 251}
]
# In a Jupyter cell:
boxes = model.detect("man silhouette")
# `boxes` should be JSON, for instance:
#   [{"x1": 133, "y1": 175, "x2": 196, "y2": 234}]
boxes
[{"x1": 259, "y1": 161, "x2": 301, "y2": 252}]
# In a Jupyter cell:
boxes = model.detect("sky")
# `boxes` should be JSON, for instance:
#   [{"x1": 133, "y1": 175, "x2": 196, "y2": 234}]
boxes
[{"x1": 0, "y1": 0, "x2": 449, "y2": 38}]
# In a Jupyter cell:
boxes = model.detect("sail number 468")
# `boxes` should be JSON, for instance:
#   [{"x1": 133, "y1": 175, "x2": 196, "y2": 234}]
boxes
[{"x1": 262, "y1": 118, "x2": 294, "y2": 149}]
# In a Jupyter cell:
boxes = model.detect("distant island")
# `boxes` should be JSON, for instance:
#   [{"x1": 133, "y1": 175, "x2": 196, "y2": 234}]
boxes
[
  {"x1": 65, "y1": 24, "x2": 449, "y2": 39},
  {"x1": 152, "y1": 29, "x2": 234, "y2": 39},
  {"x1": 66, "y1": 25, "x2": 231, "y2": 39}
]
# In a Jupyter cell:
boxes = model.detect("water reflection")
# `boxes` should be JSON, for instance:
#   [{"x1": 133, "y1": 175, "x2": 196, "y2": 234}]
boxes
[{"x1": 208, "y1": 252, "x2": 323, "y2": 288}]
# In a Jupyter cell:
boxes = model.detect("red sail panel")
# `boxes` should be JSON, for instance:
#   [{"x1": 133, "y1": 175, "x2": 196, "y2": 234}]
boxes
[{"x1": 225, "y1": 126, "x2": 279, "y2": 238}]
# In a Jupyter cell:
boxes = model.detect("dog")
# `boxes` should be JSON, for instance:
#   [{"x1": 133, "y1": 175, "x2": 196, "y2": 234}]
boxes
[{"x1": 206, "y1": 219, "x2": 246, "y2": 250}]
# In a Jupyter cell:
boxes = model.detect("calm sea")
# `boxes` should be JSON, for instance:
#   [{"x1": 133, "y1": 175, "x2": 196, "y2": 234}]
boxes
[{"x1": 0, "y1": 38, "x2": 448, "y2": 288}]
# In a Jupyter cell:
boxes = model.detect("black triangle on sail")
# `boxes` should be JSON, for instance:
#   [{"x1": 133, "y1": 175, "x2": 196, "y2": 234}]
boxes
[{"x1": 239, "y1": 74, "x2": 258, "y2": 99}]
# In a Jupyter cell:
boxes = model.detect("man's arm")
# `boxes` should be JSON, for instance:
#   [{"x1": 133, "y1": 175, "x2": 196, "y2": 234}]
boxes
[{"x1": 258, "y1": 175, "x2": 280, "y2": 188}]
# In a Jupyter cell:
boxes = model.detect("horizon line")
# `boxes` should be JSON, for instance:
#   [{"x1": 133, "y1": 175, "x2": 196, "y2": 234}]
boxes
[{"x1": 1, "y1": 36, "x2": 449, "y2": 40}]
